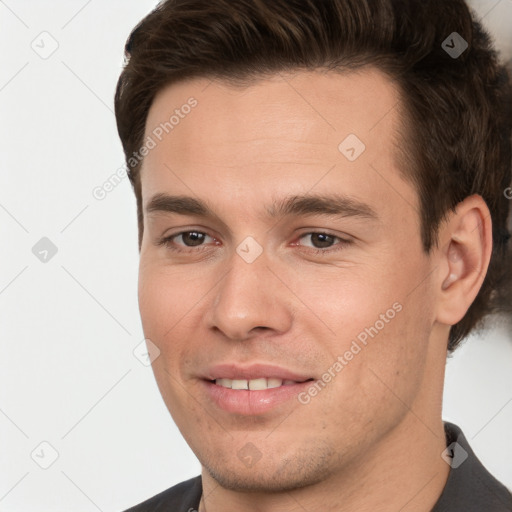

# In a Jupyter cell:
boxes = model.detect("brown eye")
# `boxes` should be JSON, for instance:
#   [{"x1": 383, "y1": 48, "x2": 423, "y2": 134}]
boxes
[
  {"x1": 308, "y1": 233, "x2": 336, "y2": 249},
  {"x1": 157, "y1": 230, "x2": 216, "y2": 252},
  {"x1": 299, "y1": 232, "x2": 338, "y2": 249},
  {"x1": 295, "y1": 232, "x2": 353, "y2": 255},
  {"x1": 179, "y1": 231, "x2": 207, "y2": 247}
]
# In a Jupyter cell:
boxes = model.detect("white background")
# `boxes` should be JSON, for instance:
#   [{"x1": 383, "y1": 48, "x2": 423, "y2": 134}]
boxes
[{"x1": 1, "y1": 1, "x2": 511, "y2": 510}]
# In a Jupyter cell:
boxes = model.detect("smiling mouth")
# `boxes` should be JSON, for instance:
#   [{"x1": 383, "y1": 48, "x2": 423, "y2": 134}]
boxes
[{"x1": 210, "y1": 377, "x2": 314, "y2": 390}]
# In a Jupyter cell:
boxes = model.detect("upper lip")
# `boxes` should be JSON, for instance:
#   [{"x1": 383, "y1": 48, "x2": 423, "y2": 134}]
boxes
[{"x1": 203, "y1": 363, "x2": 313, "y2": 382}]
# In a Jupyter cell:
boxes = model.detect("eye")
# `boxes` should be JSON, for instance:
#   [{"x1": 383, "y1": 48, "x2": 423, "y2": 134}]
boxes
[
  {"x1": 295, "y1": 232, "x2": 352, "y2": 254},
  {"x1": 300, "y1": 232, "x2": 336, "y2": 249},
  {"x1": 157, "y1": 230, "x2": 217, "y2": 252},
  {"x1": 174, "y1": 231, "x2": 210, "y2": 247}
]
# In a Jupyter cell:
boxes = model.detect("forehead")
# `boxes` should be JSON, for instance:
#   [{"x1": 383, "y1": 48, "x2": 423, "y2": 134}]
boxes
[
  {"x1": 140, "y1": 68, "x2": 413, "y2": 221},
  {"x1": 144, "y1": 67, "x2": 402, "y2": 157}
]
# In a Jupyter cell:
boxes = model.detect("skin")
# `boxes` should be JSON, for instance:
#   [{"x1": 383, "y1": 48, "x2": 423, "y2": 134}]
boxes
[{"x1": 137, "y1": 68, "x2": 492, "y2": 511}]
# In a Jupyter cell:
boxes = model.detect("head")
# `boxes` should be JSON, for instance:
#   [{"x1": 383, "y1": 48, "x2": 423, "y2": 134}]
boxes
[{"x1": 115, "y1": 0, "x2": 512, "y2": 494}]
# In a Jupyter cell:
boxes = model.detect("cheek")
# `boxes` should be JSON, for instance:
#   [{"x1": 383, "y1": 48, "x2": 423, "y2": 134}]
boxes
[
  {"x1": 137, "y1": 264, "x2": 206, "y2": 417},
  {"x1": 137, "y1": 262, "x2": 209, "y2": 381},
  {"x1": 294, "y1": 250, "x2": 433, "y2": 395},
  {"x1": 138, "y1": 261, "x2": 202, "y2": 333},
  {"x1": 284, "y1": 261, "x2": 403, "y2": 345},
  {"x1": 351, "y1": 275, "x2": 435, "y2": 412}
]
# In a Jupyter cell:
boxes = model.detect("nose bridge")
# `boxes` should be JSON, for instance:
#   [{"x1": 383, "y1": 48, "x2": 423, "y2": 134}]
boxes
[{"x1": 209, "y1": 246, "x2": 292, "y2": 339}]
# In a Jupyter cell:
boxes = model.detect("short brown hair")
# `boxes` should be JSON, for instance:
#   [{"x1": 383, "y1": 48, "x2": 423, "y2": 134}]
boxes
[{"x1": 114, "y1": 0, "x2": 512, "y2": 352}]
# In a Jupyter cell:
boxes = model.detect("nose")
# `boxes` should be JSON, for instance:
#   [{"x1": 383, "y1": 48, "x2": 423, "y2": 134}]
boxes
[{"x1": 206, "y1": 248, "x2": 293, "y2": 341}]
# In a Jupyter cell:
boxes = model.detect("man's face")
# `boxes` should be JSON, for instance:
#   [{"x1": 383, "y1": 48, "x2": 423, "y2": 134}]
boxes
[{"x1": 138, "y1": 69, "x2": 440, "y2": 491}]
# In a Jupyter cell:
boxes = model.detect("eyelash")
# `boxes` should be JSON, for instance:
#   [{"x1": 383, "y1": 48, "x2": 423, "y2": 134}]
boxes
[{"x1": 156, "y1": 230, "x2": 352, "y2": 256}]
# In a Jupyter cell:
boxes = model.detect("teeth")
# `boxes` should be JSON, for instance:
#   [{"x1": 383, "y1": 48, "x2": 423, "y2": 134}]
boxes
[
  {"x1": 216, "y1": 378, "x2": 232, "y2": 388},
  {"x1": 231, "y1": 379, "x2": 248, "y2": 390},
  {"x1": 215, "y1": 377, "x2": 297, "y2": 390},
  {"x1": 249, "y1": 378, "x2": 267, "y2": 390},
  {"x1": 267, "y1": 378, "x2": 283, "y2": 388}
]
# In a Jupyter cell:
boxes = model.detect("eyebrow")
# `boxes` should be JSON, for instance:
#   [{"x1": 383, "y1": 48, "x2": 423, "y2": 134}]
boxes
[
  {"x1": 145, "y1": 192, "x2": 379, "y2": 222},
  {"x1": 266, "y1": 193, "x2": 378, "y2": 221}
]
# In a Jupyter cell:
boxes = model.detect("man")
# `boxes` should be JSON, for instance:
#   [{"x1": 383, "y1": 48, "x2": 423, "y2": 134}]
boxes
[{"x1": 114, "y1": 0, "x2": 512, "y2": 510}]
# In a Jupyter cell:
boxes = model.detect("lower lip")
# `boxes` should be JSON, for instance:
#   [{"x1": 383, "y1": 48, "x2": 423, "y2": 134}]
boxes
[{"x1": 202, "y1": 380, "x2": 314, "y2": 415}]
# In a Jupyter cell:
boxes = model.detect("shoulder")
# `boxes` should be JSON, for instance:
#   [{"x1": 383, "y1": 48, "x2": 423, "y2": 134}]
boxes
[
  {"x1": 432, "y1": 422, "x2": 512, "y2": 511},
  {"x1": 122, "y1": 475, "x2": 202, "y2": 512}
]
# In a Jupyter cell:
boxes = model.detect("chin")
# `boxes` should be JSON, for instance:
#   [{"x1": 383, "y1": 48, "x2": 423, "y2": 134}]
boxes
[
  {"x1": 201, "y1": 445, "x2": 337, "y2": 493},
  {"x1": 205, "y1": 466, "x2": 325, "y2": 493}
]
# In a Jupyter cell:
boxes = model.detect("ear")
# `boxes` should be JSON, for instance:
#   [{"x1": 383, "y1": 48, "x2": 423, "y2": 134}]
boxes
[{"x1": 434, "y1": 194, "x2": 493, "y2": 326}]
